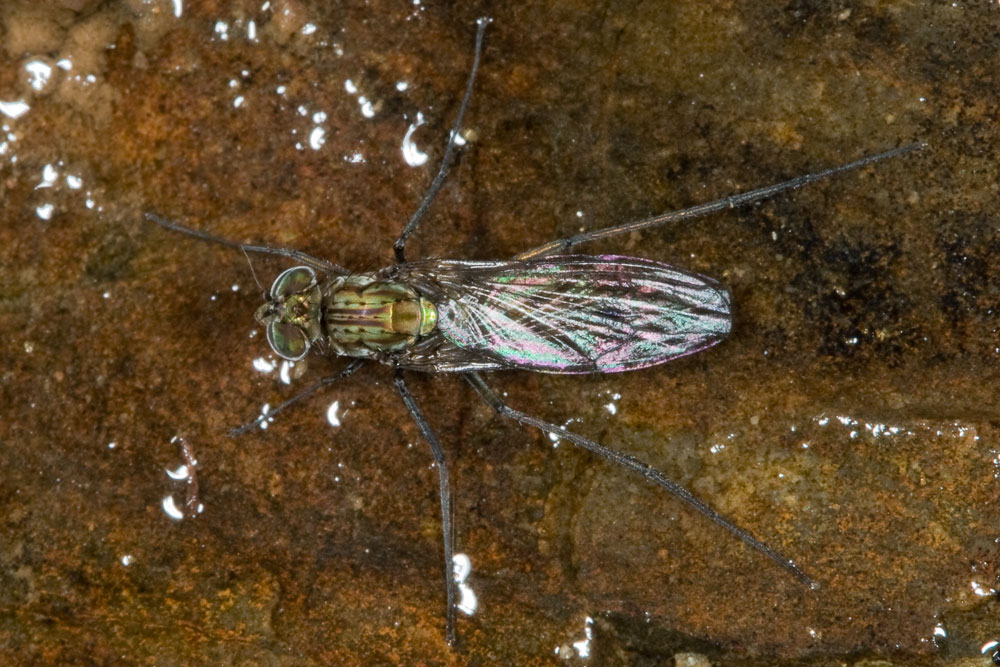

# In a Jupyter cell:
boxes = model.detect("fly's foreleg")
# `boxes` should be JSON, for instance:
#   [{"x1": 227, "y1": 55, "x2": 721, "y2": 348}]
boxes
[{"x1": 229, "y1": 360, "x2": 364, "y2": 436}]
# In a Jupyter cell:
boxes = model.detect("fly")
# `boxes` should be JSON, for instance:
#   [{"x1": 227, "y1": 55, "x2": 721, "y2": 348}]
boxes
[{"x1": 145, "y1": 18, "x2": 922, "y2": 646}]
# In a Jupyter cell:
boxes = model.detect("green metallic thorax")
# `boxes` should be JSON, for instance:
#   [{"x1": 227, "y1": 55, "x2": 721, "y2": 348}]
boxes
[{"x1": 324, "y1": 277, "x2": 438, "y2": 356}]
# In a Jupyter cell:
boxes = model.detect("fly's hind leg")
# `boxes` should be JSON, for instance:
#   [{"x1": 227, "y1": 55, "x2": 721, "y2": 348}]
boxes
[
  {"x1": 514, "y1": 143, "x2": 924, "y2": 260},
  {"x1": 463, "y1": 372, "x2": 817, "y2": 588}
]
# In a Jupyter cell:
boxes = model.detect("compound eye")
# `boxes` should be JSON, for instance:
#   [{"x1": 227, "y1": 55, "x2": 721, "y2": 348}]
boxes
[
  {"x1": 266, "y1": 321, "x2": 310, "y2": 360},
  {"x1": 270, "y1": 266, "x2": 316, "y2": 299}
]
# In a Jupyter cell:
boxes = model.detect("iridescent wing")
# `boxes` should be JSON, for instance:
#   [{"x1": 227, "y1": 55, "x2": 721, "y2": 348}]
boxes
[{"x1": 393, "y1": 255, "x2": 731, "y2": 374}]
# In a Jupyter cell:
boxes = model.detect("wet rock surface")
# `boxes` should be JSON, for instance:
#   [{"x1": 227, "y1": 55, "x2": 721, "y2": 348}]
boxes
[{"x1": 0, "y1": 1, "x2": 997, "y2": 665}]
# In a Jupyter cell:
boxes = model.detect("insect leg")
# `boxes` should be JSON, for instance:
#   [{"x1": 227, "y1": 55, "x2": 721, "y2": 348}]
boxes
[
  {"x1": 229, "y1": 359, "x2": 365, "y2": 436},
  {"x1": 394, "y1": 370, "x2": 458, "y2": 646},
  {"x1": 464, "y1": 372, "x2": 817, "y2": 588},
  {"x1": 145, "y1": 212, "x2": 350, "y2": 275},
  {"x1": 393, "y1": 18, "x2": 491, "y2": 265},
  {"x1": 515, "y1": 142, "x2": 925, "y2": 259}
]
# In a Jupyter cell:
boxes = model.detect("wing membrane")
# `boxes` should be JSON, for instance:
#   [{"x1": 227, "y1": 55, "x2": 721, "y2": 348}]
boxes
[{"x1": 395, "y1": 255, "x2": 730, "y2": 374}]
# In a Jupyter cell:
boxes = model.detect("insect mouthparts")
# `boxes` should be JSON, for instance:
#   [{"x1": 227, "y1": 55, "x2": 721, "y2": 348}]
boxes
[{"x1": 254, "y1": 301, "x2": 276, "y2": 325}]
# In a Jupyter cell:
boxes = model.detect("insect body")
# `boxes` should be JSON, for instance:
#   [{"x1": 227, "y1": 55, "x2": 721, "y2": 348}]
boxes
[
  {"x1": 261, "y1": 256, "x2": 730, "y2": 373},
  {"x1": 146, "y1": 18, "x2": 921, "y2": 646}
]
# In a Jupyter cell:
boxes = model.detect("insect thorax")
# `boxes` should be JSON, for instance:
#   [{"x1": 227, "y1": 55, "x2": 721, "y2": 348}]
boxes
[{"x1": 324, "y1": 276, "x2": 438, "y2": 357}]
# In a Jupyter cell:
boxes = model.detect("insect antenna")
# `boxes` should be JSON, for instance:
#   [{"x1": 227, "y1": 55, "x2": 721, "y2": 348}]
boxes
[
  {"x1": 464, "y1": 372, "x2": 817, "y2": 588},
  {"x1": 240, "y1": 247, "x2": 267, "y2": 300},
  {"x1": 393, "y1": 17, "x2": 491, "y2": 264},
  {"x1": 516, "y1": 142, "x2": 926, "y2": 259},
  {"x1": 229, "y1": 360, "x2": 365, "y2": 436}
]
